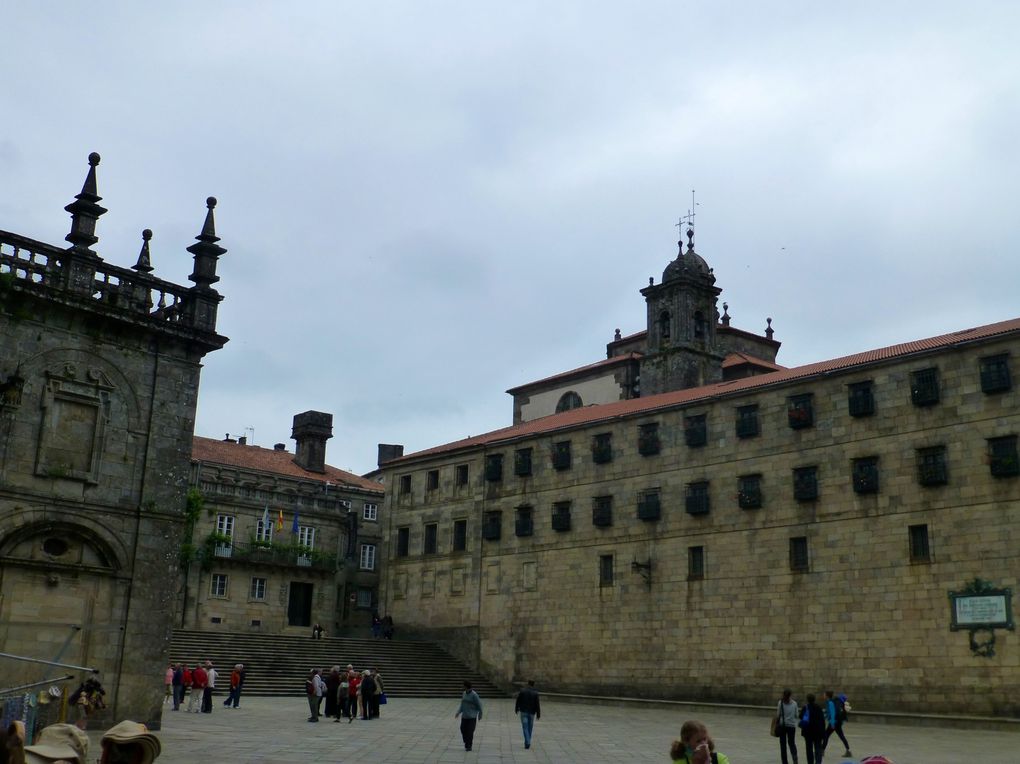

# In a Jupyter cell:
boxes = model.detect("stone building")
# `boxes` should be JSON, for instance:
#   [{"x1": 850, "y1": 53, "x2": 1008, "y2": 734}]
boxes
[
  {"x1": 183, "y1": 411, "x2": 384, "y2": 635},
  {"x1": 377, "y1": 230, "x2": 1020, "y2": 717},
  {"x1": 0, "y1": 154, "x2": 227, "y2": 728}
]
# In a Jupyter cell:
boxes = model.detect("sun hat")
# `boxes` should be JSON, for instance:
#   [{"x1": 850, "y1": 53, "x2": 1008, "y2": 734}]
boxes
[
  {"x1": 101, "y1": 720, "x2": 162, "y2": 763},
  {"x1": 24, "y1": 723, "x2": 89, "y2": 764}
]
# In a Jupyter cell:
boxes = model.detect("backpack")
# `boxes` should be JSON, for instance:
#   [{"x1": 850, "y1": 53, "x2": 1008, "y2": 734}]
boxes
[
  {"x1": 798, "y1": 705, "x2": 811, "y2": 729},
  {"x1": 834, "y1": 695, "x2": 848, "y2": 723}
]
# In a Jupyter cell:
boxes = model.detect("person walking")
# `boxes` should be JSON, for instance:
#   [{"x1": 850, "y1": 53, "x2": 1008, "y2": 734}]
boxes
[
  {"x1": 223, "y1": 664, "x2": 243, "y2": 708},
  {"x1": 776, "y1": 688, "x2": 799, "y2": 764},
  {"x1": 822, "y1": 690, "x2": 852, "y2": 758},
  {"x1": 514, "y1": 680, "x2": 541, "y2": 749},
  {"x1": 455, "y1": 680, "x2": 483, "y2": 752},
  {"x1": 799, "y1": 693, "x2": 826, "y2": 764}
]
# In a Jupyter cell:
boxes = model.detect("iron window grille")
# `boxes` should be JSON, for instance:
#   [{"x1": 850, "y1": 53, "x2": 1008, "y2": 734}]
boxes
[
  {"x1": 551, "y1": 441, "x2": 572, "y2": 471},
  {"x1": 515, "y1": 506, "x2": 534, "y2": 537},
  {"x1": 789, "y1": 537, "x2": 809, "y2": 572},
  {"x1": 917, "y1": 446, "x2": 948, "y2": 486},
  {"x1": 423, "y1": 523, "x2": 438, "y2": 554},
  {"x1": 736, "y1": 405, "x2": 759, "y2": 439},
  {"x1": 737, "y1": 474, "x2": 763, "y2": 509},
  {"x1": 688, "y1": 546, "x2": 705, "y2": 581},
  {"x1": 452, "y1": 519, "x2": 467, "y2": 552},
  {"x1": 599, "y1": 554, "x2": 614, "y2": 587},
  {"x1": 592, "y1": 495, "x2": 613, "y2": 527},
  {"x1": 638, "y1": 423, "x2": 661, "y2": 456},
  {"x1": 980, "y1": 354, "x2": 1012, "y2": 394},
  {"x1": 686, "y1": 481, "x2": 710, "y2": 516},
  {"x1": 514, "y1": 448, "x2": 533, "y2": 477},
  {"x1": 396, "y1": 527, "x2": 409, "y2": 557},
  {"x1": 552, "y1": 501, "x2": 572, "y2": 532},
  {"x1": 852, "y1": 457, "x2": 880, "y2": 494},
  {"x1": 685, "y1": 414, "x2": 707, "y2": 447},
  {"x1": 848, "y1": 381, "x2": 875, "y2": 417},
  {"x1": 592, "y1": 432, "x2": 613, "y2": 464},
  {"x1": 787, "y1": 394, "x2": 814, "y2": 430},
  {"x1": 910, "y1": 367, "x2": 940, "y2": 407},
  {"x1": 988, "y1": 435, "x2": 1019, "y2": 477},
  {"x1": 455, "y1": 464, "x2": 469, "y2": 486},
  {"x1": 637, "y1": 491, "x2": 661, "y2": 521},
  {"x1": 426, "y1": 469, "x2": 439, "y2": 491},
  {"x1": 484, "y1": 454, "x2": 504, "y2": 482},
  {"x1": 909, "y1": 524, "x2": 931, "y2": 563},
  {"x1": 482, "y1": 511, "x2": 502, "y2": 540},
  {"x1": 793, "y1": 466, "x2": 819, "y2": 502}
]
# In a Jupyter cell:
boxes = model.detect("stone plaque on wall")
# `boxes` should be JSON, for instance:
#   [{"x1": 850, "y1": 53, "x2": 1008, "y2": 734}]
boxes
[{"x1": 35, "y1": 364, "x2": 113, "y2": 483}]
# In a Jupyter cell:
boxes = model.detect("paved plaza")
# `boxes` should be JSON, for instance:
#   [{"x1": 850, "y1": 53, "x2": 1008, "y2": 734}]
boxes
[{"x1": 113, "y1": 696, "x2": 1017, "y2": 763}]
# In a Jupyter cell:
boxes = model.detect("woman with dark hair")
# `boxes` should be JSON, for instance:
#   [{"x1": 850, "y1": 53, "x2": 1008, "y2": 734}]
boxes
[
  {"x1": 800, "y1": 693, "x2": 826, "y2": 764},
  {"x1": 669, "y1": 720, "x2": 729, "y2": 764},
  {"x1": 777, "y1": 688, "x2": 799, "y2": 764}
]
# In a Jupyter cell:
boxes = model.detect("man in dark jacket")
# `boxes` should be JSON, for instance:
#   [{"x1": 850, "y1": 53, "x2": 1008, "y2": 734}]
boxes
[
  {"x1": 800, "y1": 693, "x2": 826, "y2": 764},
  {"x1": 514, "y1": 680, "x2": 542, "y2": 749}
]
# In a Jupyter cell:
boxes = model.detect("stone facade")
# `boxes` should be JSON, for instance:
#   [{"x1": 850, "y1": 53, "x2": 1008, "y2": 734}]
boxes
[
  {"x1": 183, "y1": 416, "x2": 384, "y2": 636},
  {"x1": 378, "y1": 237, "x2": 1020, "y2": 717},
  {"x1": 0, "y1": 154, "x2": 227, "y2": 729}
]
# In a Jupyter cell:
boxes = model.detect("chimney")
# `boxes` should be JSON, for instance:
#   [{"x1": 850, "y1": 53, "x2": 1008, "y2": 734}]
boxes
[
  {"x1": 238, "y1": 435, "x2": 247, "y2": 446},
  {"x1": 377, "y1": 443, "x2": 404, "y2": 467},
  {"x1": 274, "y1": 443, "x2": 287, "y2": 451},
  {"x1": 291, "y1": 411, "x2": 333, "y2": 473}
]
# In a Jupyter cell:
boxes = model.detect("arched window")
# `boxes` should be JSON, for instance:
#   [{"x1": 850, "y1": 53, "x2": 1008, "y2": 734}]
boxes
[
  {"x1": 658, "y1": 311, "x2": 671, "y2": 340},
  {"x1": 694, "y1": 310, "x2": 706, "y2": 339},
  {"x1": 556, "y1": 391, "x2": 583, "y2": 413}
]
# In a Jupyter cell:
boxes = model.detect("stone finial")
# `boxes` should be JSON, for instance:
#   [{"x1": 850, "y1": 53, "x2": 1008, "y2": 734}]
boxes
[
  {"x1": 64, "y1": 152, "x2": 108, "y2": 253},
  {"x1": 765, "y1": 317, "x2": 774, "y2": 340},
  {"x1": 648, "y1": 276, "x2": 654, "y2": 286},
  {"x1": 721, "y1": 302, "x2": 730, "y2": 327},
  {"x1": 686, "y1": 226, "x2": 695, "y2": 252},
  {"x1": 133, "y1": 229, "x2": 154, "y2": 273},
  {"x1": 187, "y1": 197, "x2": 226, "y2": 291},
  {"x1": 614, "y1": 328, "x2": 622, "y2": 341}
]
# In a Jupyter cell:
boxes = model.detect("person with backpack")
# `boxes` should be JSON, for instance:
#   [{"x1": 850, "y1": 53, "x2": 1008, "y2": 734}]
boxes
[
  {"x1": 823, "y1": 689, "x2": 852, "y2": 758},
  {"x1": 799, "y1": 693, "x2": 826, "y2": 764},
  {"x1": 669, "y1": 719, "x2": 730, "y2": 764}
]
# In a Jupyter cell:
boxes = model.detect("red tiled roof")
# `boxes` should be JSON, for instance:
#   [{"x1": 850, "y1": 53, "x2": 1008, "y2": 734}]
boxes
[
  {"x1": 395, "y1": 316, "x2": 1020, "y2": 463},
  {"x1": 717, "y1": 324, "x2": 782, "y2": 346},
  {"x1": 506, "y1": 353, "x2": 642, "y2": 394},
  {"x1": 722, "y1": 351, "x2": 785, "y2": 371},
  {"x1": 192, "y1": 436, "x2": 383, "y2": 493}
]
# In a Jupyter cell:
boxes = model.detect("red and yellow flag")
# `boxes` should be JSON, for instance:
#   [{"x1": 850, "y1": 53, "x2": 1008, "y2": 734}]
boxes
[{"x1": 275, "y1": 509, "x2": 284, "y2": 531}]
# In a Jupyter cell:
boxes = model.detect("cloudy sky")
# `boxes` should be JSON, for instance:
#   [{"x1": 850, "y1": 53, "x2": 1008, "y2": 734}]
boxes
[{"x1": 4, "y1": 2, "x2": 1019, "y2": 474}]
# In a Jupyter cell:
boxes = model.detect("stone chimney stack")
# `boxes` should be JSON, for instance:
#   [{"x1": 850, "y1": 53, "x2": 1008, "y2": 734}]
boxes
[
  {"x1": 377, "y1": 443, "x2": 404, "y2": 466},
  {"x1": 292, "y1": 411, "x2": 333, "y2": 473}
]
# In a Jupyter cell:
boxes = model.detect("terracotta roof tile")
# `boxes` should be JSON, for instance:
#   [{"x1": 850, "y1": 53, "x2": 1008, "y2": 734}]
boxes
[
  {"x1": 192, "y1": 436, "x2": 383, "y2": 494},
  {"x1": 506, "y1": 353, "x2": 642, "y2": 394},
  {"x1": 722, "y1": 352, "x2": 785, "y2": 371},
  {"x1": 394, "y1": 316, "x2": 1020, "y2": 464}
]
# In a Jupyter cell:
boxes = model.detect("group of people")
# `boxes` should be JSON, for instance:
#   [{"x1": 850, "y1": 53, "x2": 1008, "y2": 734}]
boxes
[
  {"x1": 166, "y1": 661, "x2": 241, "y2": 713},
  {"x1": 775, "y1": 688, "x2": 852, "y2": 764},
  {"x1": 370, "y1": 613, "x2": 395, "y2": 640},
  {"x1": 304, "y1": 665, "x2": 384, "y2": 723},
  {"x1": 3, "y1": 718, "x2": 161, "y2": 764},
  {"x1": 452, "y1": 679, "x2": 541, "y2": 752}
]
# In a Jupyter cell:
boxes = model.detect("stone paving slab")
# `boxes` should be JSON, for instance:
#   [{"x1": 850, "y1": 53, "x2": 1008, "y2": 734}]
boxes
[{"x1": 110, "y1": 696, "x2": 1018, "y2": 763}]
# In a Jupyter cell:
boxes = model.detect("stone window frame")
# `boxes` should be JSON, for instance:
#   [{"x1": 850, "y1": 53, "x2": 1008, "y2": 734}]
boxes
[
  {"x1": 685, "y1": 481, "x2": 711, "y2": 516},
  {"x1": 637, "y1": 422, "x2": 661, "y2": 456},
  {"x1": 988, "y1": 435, "x2": 1019, "y2": 478},
  {"x1": 789, "y1": 536, "x2": 809, "y2": 573},
  {"x1": 637, "y1": 489, "x2": 661, "y2": 522},
  {"x1": 787, "y1": 393, "x2": 814, "y2": 430},
  {"x1": 592, "y1": 495, "x2": 613, "y2": 528},
  {"x1": 852, "y1": 456, "x2": 880, "y2": 494},
  {"x1": 916, "y1": 445, "x2": 948, "y2": 487},
  {"x1": 455, "y1": 464, "x2": 469, "y2": 487},
  {"x1": 210, "y1": 573, "x2": 228, "y2": 598},
  {"x1": 684, "y1": 413, "x2": 708, "y2": 447},
  {"x1": 688, "y1": 545, "x2": 705, "y2": 581},
  {"x1": 249, "y1": 576, "x2": 267, "y2": 601},
  {"x1": 515, "y1": 505, "x2": 534, "y2": 537},
  {"x1": 735, "y1": 404, "x2": 760, "y2": 439},
  {"x1": 395, "y1": 526, "x2": 410, "y2": 558},
  {"x1": 423, "y1": 522, "x2": 438, "y2": 554},
  {"x1": 551, "y1": 440, "x2": 572, "y2": 471},
  {"x1": 452, "y1": 518, "x2": 468, "y2": 552},
  {"x1": 980, "y1": 354, "x2": 1012, "y2": 394},
  {"x1": 598, "y1": 554, "x2": 614, "y2": 587},
  {"x1": 909, "y1": 524, "x2": 932, "y2": 564},
  {"x1": 592, "y1": 432, "x2": 613, "y2": 464},
  {"x1": 848, "y1": 380, "x2": 876, "y2": 418},
  {"x1": 910, "y1": 367, "x2": 940, "y2": 407},
  {"x1": 359, "y1": 543, "x2": 376, "y2": 570},
  {"x1": 426, "y1": 469, "x2": 439, "y2": 492},
  {"x1": 551, "y1": 500, "x2": 572, "y2": 532},
  {"x1": 793, "y1": 465, "x2": 819, "y2": 502},
  {"x1": 514, "y1": 447, "x2": 533, "y2": 477},
  {"x1": 556, "y1": 390, "x2": 583, "y2": 413},
  {"x1": 398, "y1": 474, "x2": 412, "y2": 495},
  {"x1": 484, "y1": 454, "x2": 504, "y2": 483},
  {"x1": 737, "y1": 474, "x2": 763, "y2": 509},
  {"x1": 482, "y1": 511, "x2": 502, "y2": 541},
  {"x1": 362, "y1": 503, "x2": 378, "y2": 522}
]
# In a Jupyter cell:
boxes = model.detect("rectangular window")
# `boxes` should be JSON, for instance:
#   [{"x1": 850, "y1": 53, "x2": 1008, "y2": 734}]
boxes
[
  {"x1": 684, "y1": 414, "x2": 707, "y2": 448},
  {"x1": 356, "y1": 588, "x2": 373, "y2": 608},
  {"x1": 210, "y1": 573, "x2": 228, "y2": 597},
  {"x1": 592, "y1": 432, "x2": 613, "y2": 464},
  {"x1": 787, "y1": 394, "x2": 814, "y2": 430},
  {"x1": 423, "y1": 523, "x2": 438, "y2": 554},
  {"x1": 686, "y1": 481, "x2": 710, "y2": 516},
  {"x1": 910, "y1": 367, "x2": 940, "y2": 407},
  {"x1": 452, "y1": 519, "x2": 468, "y2": 551},
  {"x1": 599, "y1": 554, "x2": 614, "y2": 587},
  {"x1": 250, "y1": 577, "x2": 267, "y2": 601},
  {"x1": 852, "y1": 457, "x2": 880, "y2": 494},
  {"x1": 737, "y1": 474, "x2": 763, "y2": 509},
  {"x1": 484, "y1": 454, "x2": 503, "y2": 482},
  {"x1": 399, "y1": 474, "x2": 412, "y2": 495},
  {"x1": 688, "y1": 546, "x2": 705, "y2": 581},
  {"x1": 297, "y1": 526, "x2": 315, "y2": 550},
  {"x1": 482, "y1": 511, "x2": 502, "y2": 540},
  {"x1": 736, "y1": 404, "x2": 759, "y2": 439},
  {"x1": 848, "y1": 380, "x2": 875, "y2": 417},
  {"x1": 789, "y1": 537, "x2": 809, "y2": 572},
  {"x1": 638, "y1": 422, "x2": 661, "y2": 456},
  {"x1": 362, "y1": 503, "x2": 378, "y2": 521},
  {"x1": 216, "y1": 514, "x2": 234, "y2": 550},
  {"x1": 592, "y1": 495, "x2": 613, "y2": 527},
  {"x1": 551, "y1": 441, "x2": 572, "y2": 471},
  {"x1": 980, "y1": 354, "x2": 1011, "y2": 393},
  {"x1": 455, "y1": 464, "x2": 469, "y2": 486},
  {"x1": 396, "y1": 527, "x2": 409, "y2": 557},
  {"x1": 637, "y1": 490, "x2": 661, "y2": 522},
  {"x1": 552, "y1": 500, "x2": 572, "y2": 532},
  {"x1": 515, "y1": 505, "x2": 534, "y2": 537},
  {"x1": 793, "y1": 466, "x2": 819, "y2": 502},
  {"x1": 339, "y1": 499, "x2": 352, "y2": 509},
  {"x1": 988, "y1": 435, "x2": 1020, "y2": 477},
  {"x1": 359, "y1": 544, "x2": 376, "y2": 570},
  {"x1": 909, "y1": 524, "x2": 931, "y2": 563},
  {"x1": 255, "y1": 516, "x2": 273, "y2": 543},
  {"x1": 514, "y1": 448, "x2": 533, "y2": 477},
  {"x1": 426, "y1": 469, "x2": 439, "y2": 491},
  {"x1": 917, "y1": 446, "x2": 948, "y2": 486}
]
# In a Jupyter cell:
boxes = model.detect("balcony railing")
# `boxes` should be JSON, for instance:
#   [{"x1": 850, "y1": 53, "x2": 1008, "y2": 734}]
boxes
[{"x1": 206, "y1": 540, "x2": 337, "y2": 571}]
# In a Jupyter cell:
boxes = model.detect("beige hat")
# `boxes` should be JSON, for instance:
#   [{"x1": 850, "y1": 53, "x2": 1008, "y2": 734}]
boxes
[
  {"x1": 101, "y1": 721, "x2": 161, "y2": 763},
  {"x1": 24, "y1": 723, "x2": 89, "y2": 764}
]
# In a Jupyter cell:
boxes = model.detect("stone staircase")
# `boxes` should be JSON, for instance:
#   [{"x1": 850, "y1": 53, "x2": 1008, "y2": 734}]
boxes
[{"x1": 170, "y1": 630, "x2": 504, "y2": 698}]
